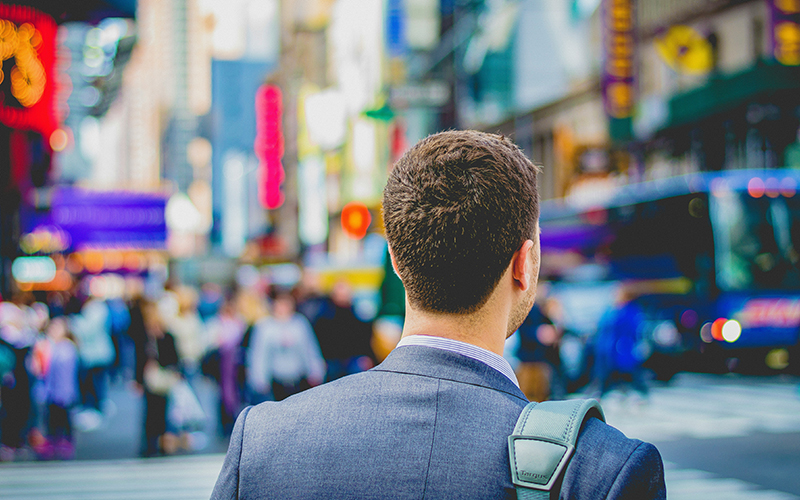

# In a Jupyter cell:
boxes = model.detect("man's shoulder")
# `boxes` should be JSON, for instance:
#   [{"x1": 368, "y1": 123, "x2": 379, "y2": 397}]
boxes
[{"x1": 565, "y1": 417, "x2": 666, "y2": 499}]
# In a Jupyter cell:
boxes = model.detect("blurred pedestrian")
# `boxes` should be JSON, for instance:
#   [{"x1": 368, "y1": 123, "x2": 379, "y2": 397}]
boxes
[
  {"x1": 39, "y1": 316, "x2": 79, "y2": 460},
  {"x1": 246, "y1": 289, "x2": 325, "y2": 403},
  {"x1": 515, "y1": 300, "x2": 560, "y2": 402},
  {"x1": 106, "y1": 289, "x2": 132, "y2": 383},
  {"x1": 0, "y1": 302, "x2": 35, "y2": 461},
  {"x1": 205, "y1": 294, "x2": 246, "y2": 434},
  {"x1": 167, "y1": 286, "x2": 208, "y2": 380},
  {"x1": 312, "y1": 280, "x2": 375, "y2": 381},
  {"x1": 138, "y1": 302, "x2": 182, "y2": 457},
  {"x1": 294, "y1": 270, "x2": 327, "y2": 325},
  {"x1": 70, "y1": 296, "x2": 115, "y2": 428},
  {"x1": 198, "y1": 283, "x2": 224, "y2": 322},
  {"x1": 590, "y1": 285, "x2": 651, "y2": 402}
]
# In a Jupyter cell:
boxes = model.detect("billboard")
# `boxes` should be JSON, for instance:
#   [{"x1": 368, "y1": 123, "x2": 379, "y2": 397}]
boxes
[{"x1": 21, "y1": 187, "x2": 168, "y2": 251}]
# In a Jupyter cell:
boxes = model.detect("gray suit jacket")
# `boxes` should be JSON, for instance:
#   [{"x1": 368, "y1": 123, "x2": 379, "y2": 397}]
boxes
[{"x1": 211, "y1": 345, "x2": 666, "y2": 499}]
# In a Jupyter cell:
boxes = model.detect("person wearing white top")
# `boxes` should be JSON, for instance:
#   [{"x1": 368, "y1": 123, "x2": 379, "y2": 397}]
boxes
[{"x1": 246, "y1": 291, "x2": 325, "y2": 402}]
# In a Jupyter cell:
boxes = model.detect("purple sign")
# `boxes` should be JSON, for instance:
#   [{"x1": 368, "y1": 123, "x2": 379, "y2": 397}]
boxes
[
  {"x1": 601, "y1": 0, "x2": 636, "y2": 119},
  {"x1": 21, "y1": 187, "x2": 168, "y2": 251},
  {"x1": 768, "y1": 0, "x2": 800, "y2": 66}
]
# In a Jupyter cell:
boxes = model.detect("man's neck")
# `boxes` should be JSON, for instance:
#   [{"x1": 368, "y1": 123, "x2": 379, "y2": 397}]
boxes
[{"x1": 400, "y1": 299, "x2": 510, "y2": 356}]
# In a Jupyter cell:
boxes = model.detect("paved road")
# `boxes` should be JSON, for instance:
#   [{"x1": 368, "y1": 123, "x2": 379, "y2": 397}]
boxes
[
  {"x1": 72, "y1": 375, "x2": 229, "y2": 460},
  {"x1": 599, "y1": 372, "x2": 800, "y2": 499},
  {"x1": 1, "y1": 372, "x2": 798, "y2": 499},
  {"x1": 0, "y1": 454, "x2": 224, "y2": 500}
]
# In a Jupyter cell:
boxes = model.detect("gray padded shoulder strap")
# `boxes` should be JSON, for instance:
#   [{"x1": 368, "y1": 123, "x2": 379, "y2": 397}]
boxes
[{"x1": 508, "y1": 399, "x2": 605, "y2": 500}]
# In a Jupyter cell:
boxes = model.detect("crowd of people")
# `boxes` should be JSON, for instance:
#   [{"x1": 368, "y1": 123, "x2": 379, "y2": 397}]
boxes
[
  {"x1": 507, "y1": 282, "x2": 653, "y2": 405},
  {"x1": 0, "y1": 271, "x2": 378, "y2": 461},
  {"x1": 1, "y1": 265, "x2": 655, "y2": 463}
]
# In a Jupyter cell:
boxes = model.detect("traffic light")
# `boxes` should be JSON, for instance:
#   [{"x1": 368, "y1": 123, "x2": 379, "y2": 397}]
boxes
[{"x1": 340, "y1": 201, "x2": 371, "y2": 239}]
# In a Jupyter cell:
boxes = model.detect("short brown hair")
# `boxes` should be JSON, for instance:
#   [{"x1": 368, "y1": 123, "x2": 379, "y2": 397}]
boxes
[{"x1": 382, "y1": 130, "x2": 539, "y2": 314}]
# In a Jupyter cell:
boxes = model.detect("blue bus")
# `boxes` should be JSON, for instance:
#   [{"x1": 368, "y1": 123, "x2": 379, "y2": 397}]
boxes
[{"x1": 539, "y1": 169, "x2": 800, "y2": 383}]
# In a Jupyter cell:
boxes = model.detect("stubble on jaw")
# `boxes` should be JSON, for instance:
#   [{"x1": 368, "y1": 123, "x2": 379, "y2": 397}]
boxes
[{"x1": 507, "y1": 282, "x2": 536, "y2": 338}]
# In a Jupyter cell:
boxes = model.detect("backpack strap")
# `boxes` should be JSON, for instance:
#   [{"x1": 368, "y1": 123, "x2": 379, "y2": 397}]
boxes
[{"x1": 508, "y1": 399, "x2": 605, "y2": 500}]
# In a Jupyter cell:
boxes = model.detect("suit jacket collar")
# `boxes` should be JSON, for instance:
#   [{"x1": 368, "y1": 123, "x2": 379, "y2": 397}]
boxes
[{"x1": 373, "y1": 345, "x2": 528, "y2": 402}]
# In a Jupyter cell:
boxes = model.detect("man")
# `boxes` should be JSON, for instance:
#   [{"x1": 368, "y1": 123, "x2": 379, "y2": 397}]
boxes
[
  {"x1": 312, "y1": 280, "x2": 375, "y2": 382},
  {"x1": 211, "y1": 130, "x2": 666, "y2": 499}
]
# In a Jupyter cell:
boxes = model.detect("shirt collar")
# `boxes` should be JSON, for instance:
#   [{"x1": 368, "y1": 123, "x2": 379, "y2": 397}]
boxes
[{"x1": 396, "y1": 335, "x2": 519, "y2": 387}]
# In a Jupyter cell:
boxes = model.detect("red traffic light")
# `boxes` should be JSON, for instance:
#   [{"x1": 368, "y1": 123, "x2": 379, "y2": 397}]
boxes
[{"x1": 341, "y1": 202, "x2": 371, "y2": 239}]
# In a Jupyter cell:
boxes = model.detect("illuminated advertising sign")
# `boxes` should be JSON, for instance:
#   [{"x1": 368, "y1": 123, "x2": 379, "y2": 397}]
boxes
[
  {"x1": 12, "y1": 256, "x2": 56, "y2": 283},
  {"x1": 601, "y1": 0, "x2": 636, "y2": 120},
  {"x1": 254, "y1": 84, "x2": 285, "y2": 209},
  {"x1": 768, "y1": 0, "x2": 800, "y2": 65},
  {"x1": 718, "y1": 295, "x2": 800, "y2": 347},
  {"x1": 21, "y1": 187, "x2": 168, "y2": 251},
  {"x1": 736, "y1": 298, "x2": 800, "y2": 329},
  {"x1": 0, "y1": 4, "x2": 58, "y2": 138}
]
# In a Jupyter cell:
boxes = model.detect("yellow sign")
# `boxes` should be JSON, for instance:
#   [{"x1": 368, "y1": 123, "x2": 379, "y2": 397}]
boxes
[
  {"x1": 774, "y1": 20, "x2": 800, "y2": 65},
  {"x1": 655, "y1": 25, "x2": 714, "y2": 74}
]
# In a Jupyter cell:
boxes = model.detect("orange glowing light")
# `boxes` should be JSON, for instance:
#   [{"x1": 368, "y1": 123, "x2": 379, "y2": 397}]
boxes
[
  {"x1": 51, "y1": 253, "x2": 64, "y2": 269},
  {"x1": 104, "y1": 251, "x2": 123, "y2": 270},
  {"x1": 83, "y1": 252, "x2": 104, "y2": 274},
  {"x1": 747, "y1": 177, "x2": 765, "y2": 198},
  {"x1": 765, "y1": 177, "x2": 781, "y2": 198},
  {"x1": 711, "y1": 318, "x2": 727, "y2": 341},
  {"x1": 781, "y1": 177, "x2": 797, "y2": 197},
  {"x1": 122, "y1": 252, "x2": 145, "y2": 271},
  {"x1": 341, "y1": 202, "x2": 372, "y2": 239},
  {"x1": 49, "y1": 128, "x2": 68, "y2": 151},
  {"x1": 776, "y1": 0, "x2": 800, "y2": 14},
  {"x1": 65, "y1": 253, "x2": 83, "y2": 274},
  {"x1": 17, "y1": 270, "x2": 72, "y2": 291},
  {"x1": 0, "y1": 22, "x2": 47, "y2": 108}
]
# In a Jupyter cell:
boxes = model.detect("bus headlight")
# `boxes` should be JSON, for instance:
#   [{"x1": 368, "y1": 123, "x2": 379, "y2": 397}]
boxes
[{"x1": 721, "y1": 319, "x2": 742, "y2": 343}]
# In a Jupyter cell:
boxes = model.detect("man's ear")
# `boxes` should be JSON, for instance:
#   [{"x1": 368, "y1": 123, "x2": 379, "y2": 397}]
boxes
[{"x1": 511, "y1": 239, "x2": 535, "y2": 292}]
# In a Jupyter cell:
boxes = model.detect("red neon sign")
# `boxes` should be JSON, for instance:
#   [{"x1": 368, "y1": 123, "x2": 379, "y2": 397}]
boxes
[
  {"x1": 0, "y1": 4, "x2": 58, "y2": 139},
  {"x1": 254, "y1": 84, "x2": 284, "y2": 209}
]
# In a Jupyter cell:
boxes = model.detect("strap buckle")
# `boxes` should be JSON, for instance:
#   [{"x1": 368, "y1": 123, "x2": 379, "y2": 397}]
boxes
[{"x1": 508, "y1": 435, "x2": 575, "y2": 491}]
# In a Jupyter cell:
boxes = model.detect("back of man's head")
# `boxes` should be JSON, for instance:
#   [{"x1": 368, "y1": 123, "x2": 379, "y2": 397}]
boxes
[{"x1": 382, "y1": 130, "x2": 539, "y2": 315}]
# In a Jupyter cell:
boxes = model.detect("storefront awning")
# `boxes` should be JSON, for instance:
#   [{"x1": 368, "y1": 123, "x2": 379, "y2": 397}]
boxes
[{"x1": 666, "y1": 62, "x2": 800, "y2": 129}]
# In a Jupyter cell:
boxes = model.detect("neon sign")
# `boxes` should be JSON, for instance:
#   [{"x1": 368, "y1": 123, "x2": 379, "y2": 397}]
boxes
[
  {"x1": 736, "y1": 298, "x2": 800, "y2": 329},
  {"x1": 0, "y1": 4, "x2": 57, "y2": 137},
  {"x1": 254, "y1": 84, "x2": 285, "y2": 209},
  {"x1": 769, "y1": 0, "x2": 800, "y2": 66},
  {"x1": 602, "y1": 0, "x2": 636, "y2": 119}
]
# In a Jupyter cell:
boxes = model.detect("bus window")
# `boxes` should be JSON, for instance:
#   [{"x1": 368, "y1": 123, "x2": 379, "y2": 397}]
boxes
[
  {"x1": 608, "y1": 195, "x2": 713, "y2": 284},
  {"x1": 711, "y1": 190, "x2": 800, "y2": 291}
]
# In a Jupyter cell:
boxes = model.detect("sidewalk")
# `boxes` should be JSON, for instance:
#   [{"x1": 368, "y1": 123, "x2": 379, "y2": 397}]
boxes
[{"x1": 73, "y1": 375, "x2": 229, "y2": 460}]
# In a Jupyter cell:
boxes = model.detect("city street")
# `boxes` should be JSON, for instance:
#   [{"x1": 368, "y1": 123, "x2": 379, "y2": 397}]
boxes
[
  {"x1": 603, "y1": 373, "x2": 800, "y2": 500},
  {"x1": 0, "y1": 372, "x2": 799, "y2": 499},
  {"x1": 70, "y1": 376, "x2": 229, "y2": 461}
]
